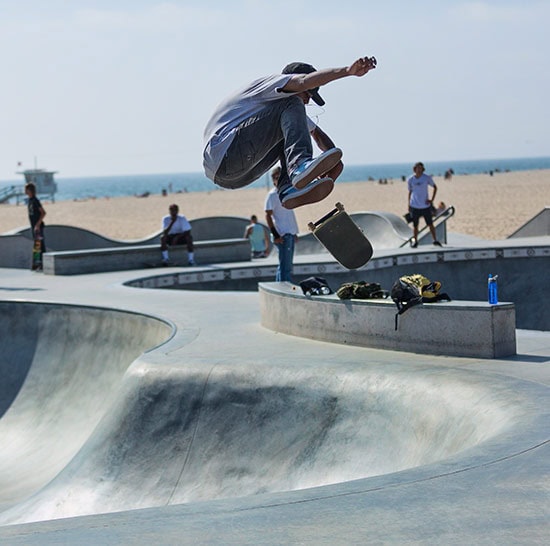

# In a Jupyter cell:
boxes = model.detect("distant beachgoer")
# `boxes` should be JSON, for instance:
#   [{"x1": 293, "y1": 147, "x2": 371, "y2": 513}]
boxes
[
  {"x1": 244, "y1": 214, "x2": 270, "y2": 258},
  {"x1": 203, "y1": 55, "x2": 377, "y2": 210},
  {"x1": 25, "y1": 182, "x2": 46, "y2": 266},
  {"x1": 265, "y1": 166, "x2": 299, "y2": 281},
  {"x1": 434, "y1": 201, "x2": 447, "y2": 216},
  {"x1": 407, "y1": 162, "x2": 442, "y2": 247},
  {"x1": 160, "y1": 204, "x2": 195, "y2": 266}
]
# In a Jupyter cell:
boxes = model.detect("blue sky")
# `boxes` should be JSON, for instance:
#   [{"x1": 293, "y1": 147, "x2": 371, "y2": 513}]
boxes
[{"x1": 0, "y1": 0, "x2": 548, "y2": 180}]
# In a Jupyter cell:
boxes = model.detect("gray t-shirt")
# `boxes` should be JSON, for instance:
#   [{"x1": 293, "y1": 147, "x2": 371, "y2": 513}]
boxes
[
  {"x1": 408, "y1": 173, "x2": 435, "y2": 209},
  {"x1": 202, "y1": 74, "x2": 293, "y2": 180}
]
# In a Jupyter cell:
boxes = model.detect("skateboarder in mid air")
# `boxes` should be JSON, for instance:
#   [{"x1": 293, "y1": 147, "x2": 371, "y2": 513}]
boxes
[{"x1": 203, "y1": 55, "x2": 377, "y2": 209}]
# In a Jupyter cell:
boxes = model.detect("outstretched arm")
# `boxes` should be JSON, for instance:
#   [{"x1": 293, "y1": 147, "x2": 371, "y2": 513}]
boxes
[{"x1": 281, "y1": 56, "x2": 377, "y2": 93}]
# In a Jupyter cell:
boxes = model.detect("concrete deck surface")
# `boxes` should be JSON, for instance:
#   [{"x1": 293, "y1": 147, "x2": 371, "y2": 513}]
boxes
[{"x1": 0, "y1": 238, "x2": 548, "y2": 544}]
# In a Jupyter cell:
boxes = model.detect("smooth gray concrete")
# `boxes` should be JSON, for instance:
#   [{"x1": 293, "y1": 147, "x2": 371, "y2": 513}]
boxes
[
  {"x1": 295, "y1": 209, "x2": 451, "y2": 255},
  {"x1": 0, "y1": 234, "x2": 33, "y2": 269},
  {"x1": 124, "y1": 237, "x2": 550, "y2": 331},
  {"x1": 0, "y1": 302, "x2": 171, "y2": 511},
  {"x1": 1, "y1": 217, "x2": 272, "y2": 270},
  {"x1": 259, "y1": 282, "x2": 517, "y2": 358},
  {"x1": 43, "y1": 238, "x2": 251, "y2": 275},
  {"x1": 190, "y1": 215, "x2": 272, "y2": 253},
  {"x1": 508, "y1": 207, "x2": 550, "y2": 238},
  {"x1": 11, "y1": 224, "x2": 162, "y2": 250},
  {"x1": 0, "y1": 232, "x2": 548, "y2": 544}
]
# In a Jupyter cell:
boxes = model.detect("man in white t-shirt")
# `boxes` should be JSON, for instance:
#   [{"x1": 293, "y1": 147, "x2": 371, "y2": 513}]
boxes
[
  {"x1": 160, "y1": 204, "x2": 195, "y2": 266},
  {"x1": 265, "y1": 166, "x2": 299, "y2": 281},
  {"x1": 203, "y1": 55, "x2": 377, "y2": 210},
  {"x1": 407, "y1": 162, "x2": 442, "y2": 248}
]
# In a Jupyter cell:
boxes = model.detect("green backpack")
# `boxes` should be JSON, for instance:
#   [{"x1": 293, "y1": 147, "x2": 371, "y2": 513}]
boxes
[{"x1": 336, "y1": 281, "x2": 389, "y2": 300}]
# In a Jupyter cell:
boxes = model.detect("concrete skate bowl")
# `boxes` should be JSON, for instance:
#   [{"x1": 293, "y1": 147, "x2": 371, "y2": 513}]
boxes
[
  {"x1": 0, "y1": 313, "x2": 523, "y2": 528},
  {"x1": 0, "y1": 301, "x2": 172, "y2": 514}
]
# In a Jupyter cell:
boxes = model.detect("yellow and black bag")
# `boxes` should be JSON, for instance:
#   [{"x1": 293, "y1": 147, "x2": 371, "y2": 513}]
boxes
[{"x1": 391, "y1": 274, "x2": 451, "y2": 329}]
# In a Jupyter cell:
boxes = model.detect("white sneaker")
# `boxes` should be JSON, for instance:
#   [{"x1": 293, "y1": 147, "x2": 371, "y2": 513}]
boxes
[
  {"x1": 290, "y1": 148, "x2": 342, "y2": 189},
  {"x1": 279, "y1": 177, "x2": 334, "y2": 209}
]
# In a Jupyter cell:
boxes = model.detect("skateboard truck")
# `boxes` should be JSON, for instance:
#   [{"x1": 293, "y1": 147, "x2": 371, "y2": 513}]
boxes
[{"x1": 308, "y1": 202, "x2": 346, "y2": 232}]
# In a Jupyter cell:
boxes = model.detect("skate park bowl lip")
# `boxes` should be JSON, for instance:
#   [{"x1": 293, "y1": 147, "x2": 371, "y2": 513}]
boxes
[
  {"x1": 0, "y1": 300, "x2": 174, "y2": 513},
  {"x1": 0, "y1": 300, "x2": 541, "y2": 525}
]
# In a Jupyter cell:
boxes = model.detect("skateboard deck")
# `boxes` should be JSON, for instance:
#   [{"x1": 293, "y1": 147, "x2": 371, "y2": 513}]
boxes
[
  {"x1": 308, "y1": 202, "x2": 373, "y2": 269},
  {"x1": 31, "y1": 238, "x2": 43, "y2": 271}
]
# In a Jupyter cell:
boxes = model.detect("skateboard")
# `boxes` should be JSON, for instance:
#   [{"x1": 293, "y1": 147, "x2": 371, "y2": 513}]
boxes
[
  {"x1": 31, "y1": 237, "x2": 43, "y2": 271},
  {"x1": 308, "y1": 202, "x2": 373, "y2": 269}
]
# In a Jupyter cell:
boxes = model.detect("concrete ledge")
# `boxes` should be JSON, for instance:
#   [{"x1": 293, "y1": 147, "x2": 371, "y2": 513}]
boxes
[
  {"x1": 43, "y1": 238, "x2": 251, "y2": 275},
  {"x1": 259, "y1": 282, "x2": 516, "y2": 358}
]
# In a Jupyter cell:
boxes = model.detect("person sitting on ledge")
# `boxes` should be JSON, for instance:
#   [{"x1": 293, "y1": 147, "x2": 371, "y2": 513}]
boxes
[
  {"x1": 160, "y1": 204, "x2": 195, "y2": 266},
  {"x1": 244, "y1": 214, "x2": 270, "y2": 258}
]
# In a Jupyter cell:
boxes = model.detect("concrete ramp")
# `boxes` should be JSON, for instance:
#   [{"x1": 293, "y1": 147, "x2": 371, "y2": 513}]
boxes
[
  {"x1": 350, "y1": 211, "x2": 412, "y2": 248},
  {"x1": 0, "y1": 301, "x2": 520, "y2": 525},
  {"x1": 10, "y1": 225, "x2": 162, "y2": 250},
  {"x1": 296, "y1": 211, "x2": 412, "y2": 255},
  {"x1": 508, "y1": 207, "x2": 550, "y2": 238},
  {"x1": 0, "y1": 301, "x2": 171, "y2": 511}
]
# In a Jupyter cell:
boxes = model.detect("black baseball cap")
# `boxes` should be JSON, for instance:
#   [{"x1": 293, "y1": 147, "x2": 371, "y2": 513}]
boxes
[{"x1": 282, "y1": 62, "x2": 325, "y2": 106}]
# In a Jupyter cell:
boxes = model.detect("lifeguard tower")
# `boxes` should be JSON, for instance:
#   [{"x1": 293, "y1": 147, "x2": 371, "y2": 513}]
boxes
[{"x1": 17, "y1": 168, "x2": 58, "y2": 203}]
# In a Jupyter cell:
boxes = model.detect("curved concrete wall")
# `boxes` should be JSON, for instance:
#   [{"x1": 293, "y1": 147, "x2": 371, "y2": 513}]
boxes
[
  {"x1": 259, "y1": 282, "x2": 516, "y2": 358},
  {"x1": 1, "y1": 216, "x2": 273, "y2": 268},
  {"x1": 190, "y1": 216, "x2": 272, "y2": 253},
  {"x1": 295, "y1": 211, "x2": 412, "y2": 255},
  {"x1": 12, "y1": 225, "x2": 162, "y2": 250},
  {"x1": 0, "y1": 354, "x2": 520, "y2": 524},
  {"x1": 126, "y1": 242, "x2": 550, "y2": 330},
  {"x1": 0, "y1": 301, "x2": 172, "y2": 510}
]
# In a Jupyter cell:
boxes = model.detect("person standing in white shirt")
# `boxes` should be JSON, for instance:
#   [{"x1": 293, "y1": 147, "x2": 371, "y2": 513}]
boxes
[
  {"x1": 407, "y1": 162, "x2": 442, "y2": 248},
  {"x1": 265, "y1": 166, "x2": 299, "y2": 281}
]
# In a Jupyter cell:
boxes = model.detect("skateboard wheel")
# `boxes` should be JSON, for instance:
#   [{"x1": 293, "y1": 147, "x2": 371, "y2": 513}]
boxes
[
  {"x1": 335, "y1": 202, "x2": 344, "y2": 212},
  {"x1": 308, "y1": 222, "x2": 315, "y2": 231}
]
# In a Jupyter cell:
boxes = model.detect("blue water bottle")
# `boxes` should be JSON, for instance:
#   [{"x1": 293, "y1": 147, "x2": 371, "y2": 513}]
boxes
[{"x1": 488, "y1": 274, "x2": 498, "y2": 304}]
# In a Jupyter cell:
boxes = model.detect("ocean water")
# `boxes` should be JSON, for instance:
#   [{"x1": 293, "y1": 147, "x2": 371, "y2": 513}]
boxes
[{"x1": 2, "y1": 156, "x2": 549, "y2": 203}]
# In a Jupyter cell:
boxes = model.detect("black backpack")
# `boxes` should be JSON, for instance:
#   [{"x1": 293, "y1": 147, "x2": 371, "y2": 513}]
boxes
[
  {"x1": 391, "y1": 274, "x2": 451, "y2": 329},
  {"x1": 299, "y1": 276, "x2": 333, "y2": 296}
]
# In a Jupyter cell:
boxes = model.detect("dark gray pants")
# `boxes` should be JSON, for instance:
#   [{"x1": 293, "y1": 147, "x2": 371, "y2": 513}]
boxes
[{"x1": 214, "y1": 96, "x2": 312, "y2": 189}]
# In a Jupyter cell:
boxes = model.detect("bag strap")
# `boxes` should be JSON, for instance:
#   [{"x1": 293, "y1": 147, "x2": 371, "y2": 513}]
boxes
[
  {"x1": 164, "y1": 216, "x2": 178, "y2": 236},
  {"x1": 394, "y1": 297, "x2": 423, "y2": 330}
]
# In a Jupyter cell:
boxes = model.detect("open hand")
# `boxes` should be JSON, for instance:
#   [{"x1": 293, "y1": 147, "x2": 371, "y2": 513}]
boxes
[{"x1": 349, "y1": 56, "x2": 377, "y2": 76}]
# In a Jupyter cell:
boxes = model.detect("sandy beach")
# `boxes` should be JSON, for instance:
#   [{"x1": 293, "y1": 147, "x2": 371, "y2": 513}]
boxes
[{"x1": 1, "y1": 169, "x2": 549, "y2": 241}]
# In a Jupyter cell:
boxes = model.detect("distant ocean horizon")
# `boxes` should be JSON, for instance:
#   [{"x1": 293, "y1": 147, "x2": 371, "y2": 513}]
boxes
[{"x1": 2, "y1": 156, "x2": 550, "y2": 203}]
